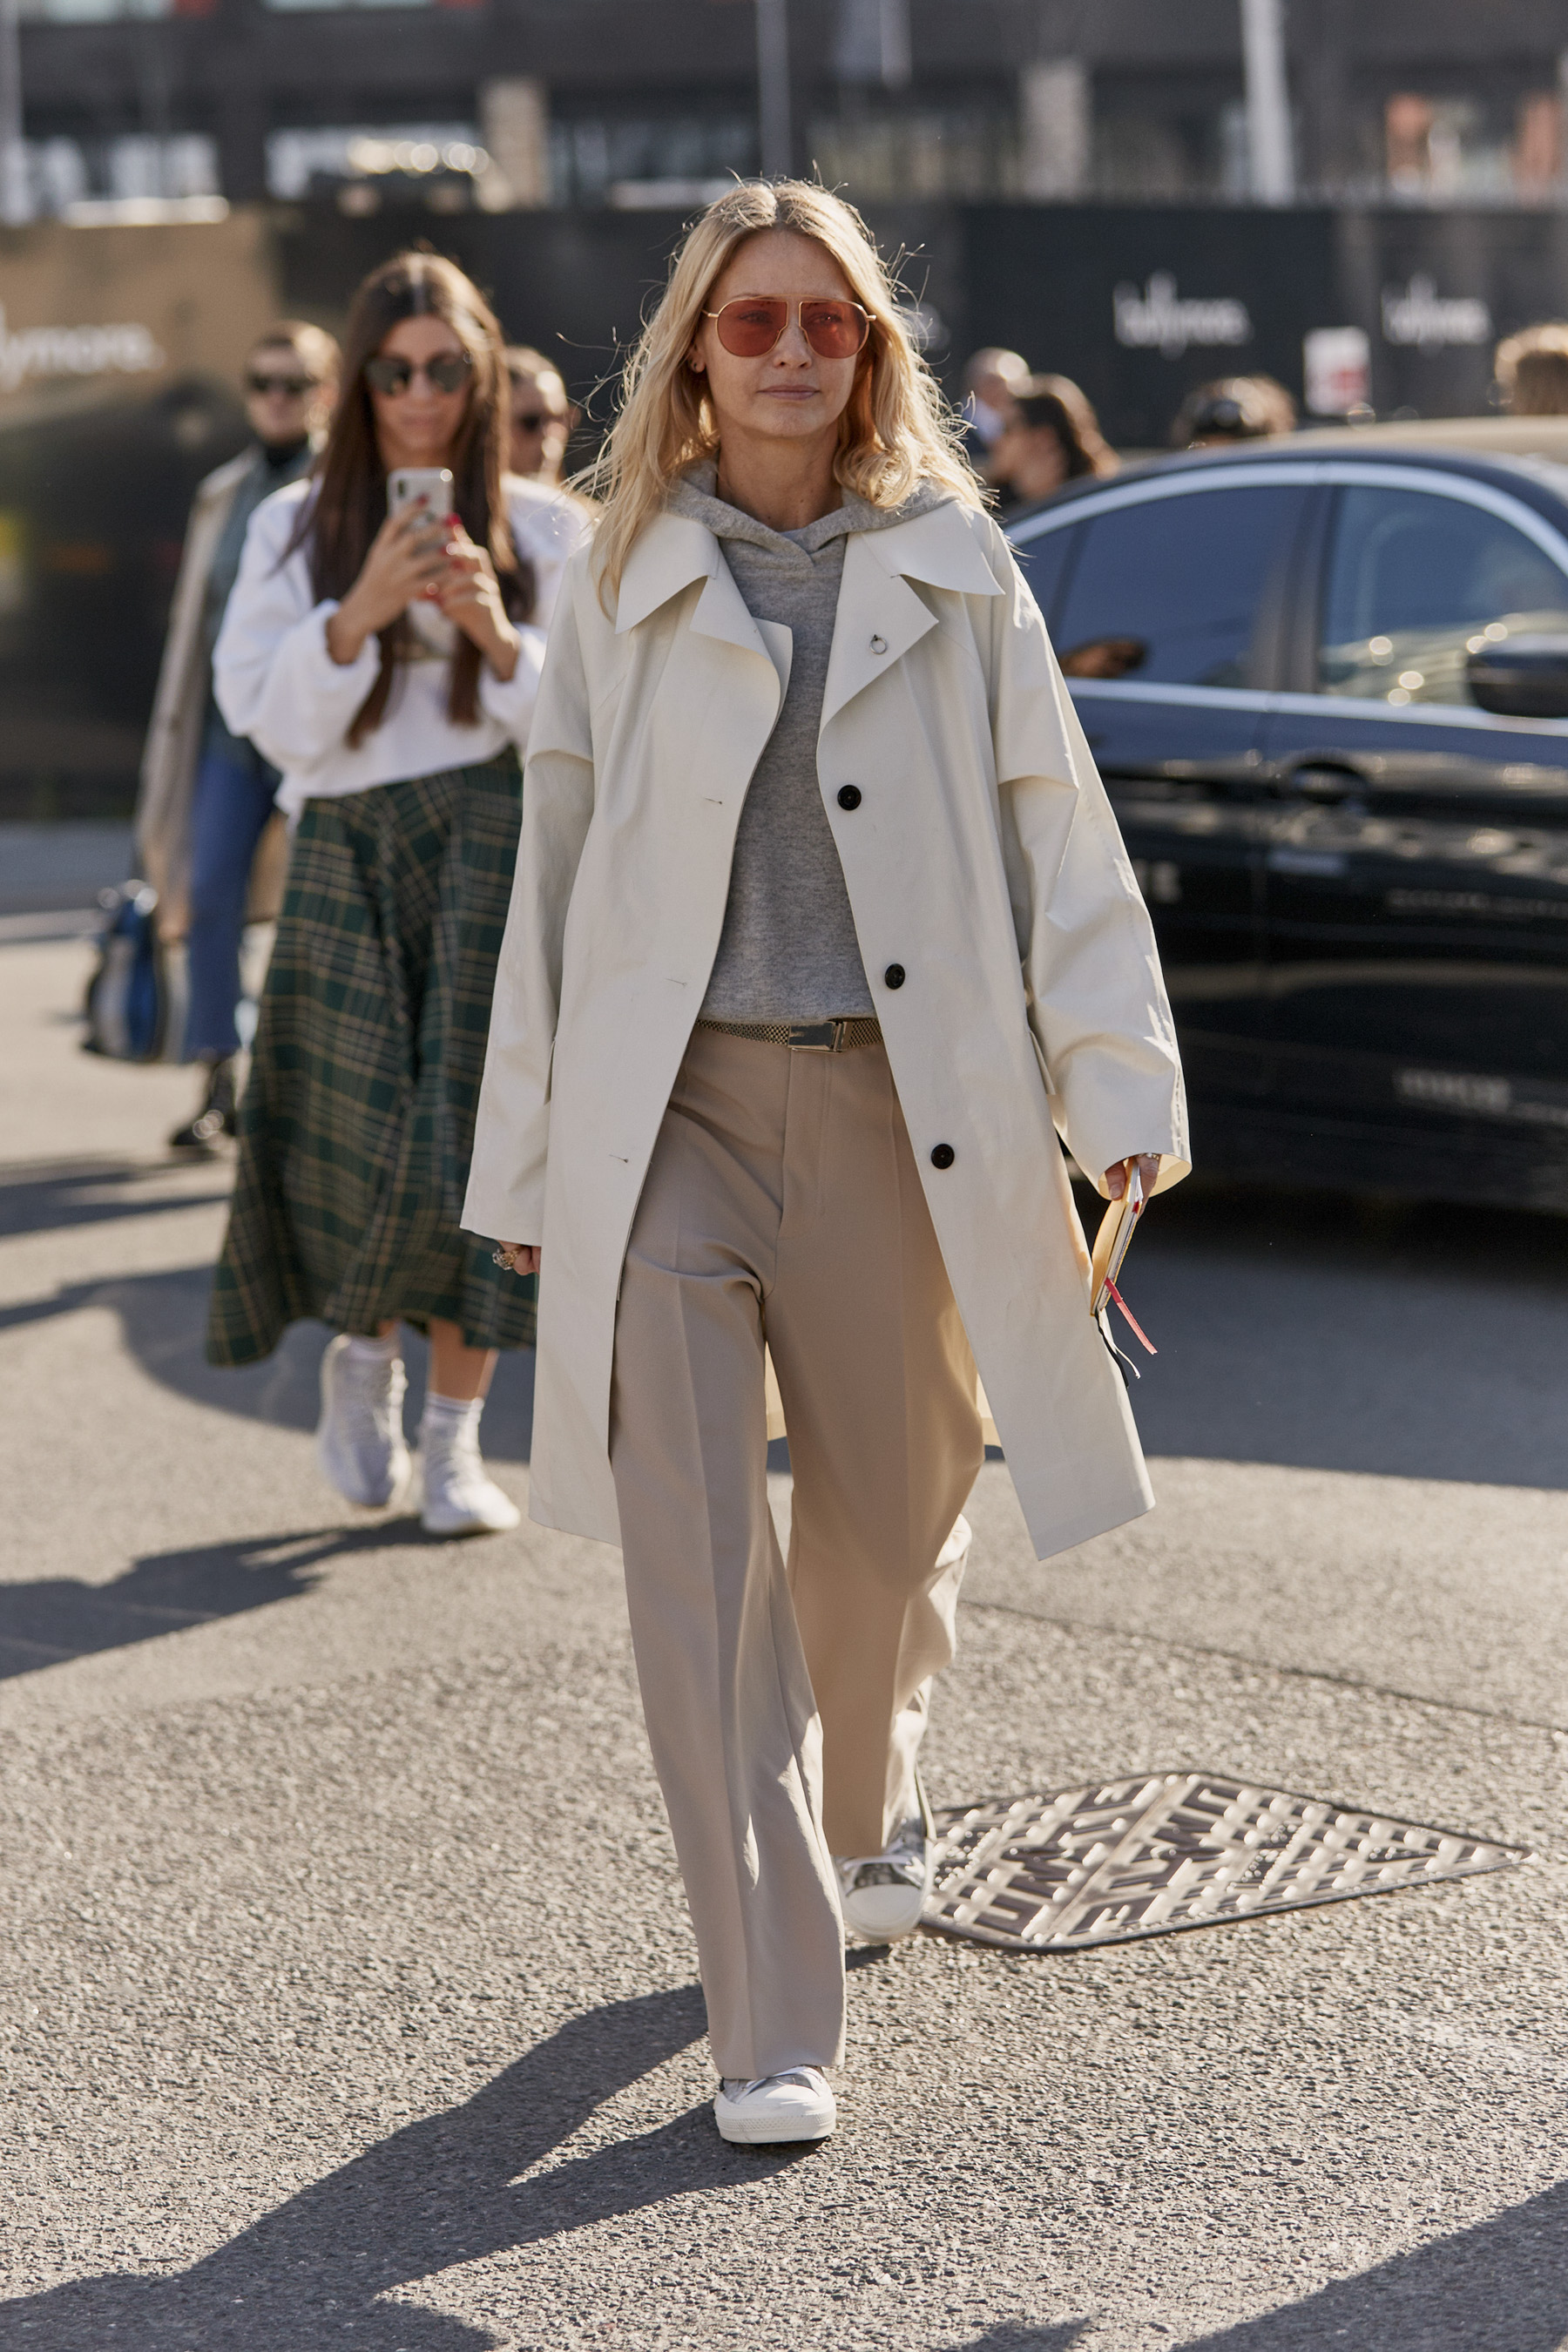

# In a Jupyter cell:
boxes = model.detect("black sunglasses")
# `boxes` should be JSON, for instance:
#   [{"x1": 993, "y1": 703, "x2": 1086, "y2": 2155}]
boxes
[
  {"x1": 364, "y1": 349, "x2": 474, "y2": 397},
  {"x1": 513, "y1": 410, "x2": 565, "y2": 433},
  {"x1": 247, "y1": 370, "x2": 316, "y2": 398}
]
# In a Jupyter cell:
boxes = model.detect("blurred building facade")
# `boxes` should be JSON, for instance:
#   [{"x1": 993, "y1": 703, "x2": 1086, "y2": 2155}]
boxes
[{"x1": 9, "y1": 0, "x2": 1568, "y2": 221}]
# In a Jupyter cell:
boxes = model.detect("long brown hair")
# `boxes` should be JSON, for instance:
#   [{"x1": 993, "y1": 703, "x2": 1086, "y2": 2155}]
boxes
[
  {"x1": 293, "y1": 250, "x2": 531, "y2": 745},
  {"x1": 1011, "y1": 375, "x2": 1119, "y2": 481}
]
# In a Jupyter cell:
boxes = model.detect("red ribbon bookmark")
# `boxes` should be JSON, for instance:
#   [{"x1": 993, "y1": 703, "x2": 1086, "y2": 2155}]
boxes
[{"x1": 1104, "y1": 1278, "x2": 1157, "y2": 1355}]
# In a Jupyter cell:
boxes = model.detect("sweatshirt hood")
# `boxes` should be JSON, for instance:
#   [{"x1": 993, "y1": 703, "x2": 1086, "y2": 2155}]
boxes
[{"x1": 666, "y1": 459, "x2": 946, "y2": 558}]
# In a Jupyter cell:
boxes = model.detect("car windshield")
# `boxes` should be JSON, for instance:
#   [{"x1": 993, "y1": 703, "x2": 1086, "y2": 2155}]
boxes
[{"x1": 1320, "y1": 483, "x2": 1568, "y2": 706}]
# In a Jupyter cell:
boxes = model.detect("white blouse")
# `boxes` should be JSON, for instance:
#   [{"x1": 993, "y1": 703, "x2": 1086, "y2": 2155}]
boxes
[{"x1": 213, "y1": 474, "x2": 591, "y2": 819}]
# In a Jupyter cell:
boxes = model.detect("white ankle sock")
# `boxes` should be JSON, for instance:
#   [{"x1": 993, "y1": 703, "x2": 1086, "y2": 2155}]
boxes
[
  {"x1": 422, "y1": 1390, "x2": 483, "y2": 1433},
  {"x1": 343, "y1": 1332, "x2": 400, "y2": 1366}
]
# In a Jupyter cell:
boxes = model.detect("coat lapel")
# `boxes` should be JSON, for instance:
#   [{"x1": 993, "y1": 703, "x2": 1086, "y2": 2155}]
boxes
[{"x1": 821, "y1": 498, "x2": 1005, "y2": 730}]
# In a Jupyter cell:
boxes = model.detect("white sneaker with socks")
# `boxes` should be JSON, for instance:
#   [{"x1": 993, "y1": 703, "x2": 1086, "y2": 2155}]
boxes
[
  {"x1": 315, "y1": 1333, "x2": 411, "y2": 1509},
  {"x1": 419, "y1": 1392, "x2": 521, "y2": 1536},
  {"x1": 713, "y1": 2068, "x2": 836, "y2": 2145}
]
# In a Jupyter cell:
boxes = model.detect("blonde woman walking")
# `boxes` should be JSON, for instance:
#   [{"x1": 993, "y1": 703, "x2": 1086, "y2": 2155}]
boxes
[{"x1": 466, "y1": 183, "x2": 1187, "y2": 2142}]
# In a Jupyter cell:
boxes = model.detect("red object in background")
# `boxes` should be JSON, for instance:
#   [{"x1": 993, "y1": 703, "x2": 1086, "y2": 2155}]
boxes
[{"x1": 171, "y1": 0, "x2": 218, "y2": 17}]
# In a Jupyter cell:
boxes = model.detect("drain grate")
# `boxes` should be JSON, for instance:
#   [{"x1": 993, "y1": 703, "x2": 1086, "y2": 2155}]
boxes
[{"x1": 923, "y1": 1772, "x2": 1530, "y2": 1951}]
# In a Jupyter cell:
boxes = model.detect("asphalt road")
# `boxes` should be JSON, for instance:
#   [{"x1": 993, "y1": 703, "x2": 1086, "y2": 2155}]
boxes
[{"x1": 3, "y1": 932, "x2": 1566, "y2": 2352}]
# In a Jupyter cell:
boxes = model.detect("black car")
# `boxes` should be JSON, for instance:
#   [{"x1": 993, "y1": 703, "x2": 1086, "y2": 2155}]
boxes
[{"x1": 1006, "y1": 434, "x2": 1568, "y2": 1213}]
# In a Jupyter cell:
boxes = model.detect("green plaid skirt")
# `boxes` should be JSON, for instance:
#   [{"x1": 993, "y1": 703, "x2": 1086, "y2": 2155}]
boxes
[{"x1": 206, "y1": 753, "x2": 537, "y2": 1366}]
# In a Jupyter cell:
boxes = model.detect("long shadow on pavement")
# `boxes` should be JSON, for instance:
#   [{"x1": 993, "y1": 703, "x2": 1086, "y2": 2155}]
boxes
[
  {"x1": 1177, "y1": 2177, "x2": 1568, "y2": 2350},
  {"x1": 0, "y1": 1983, "x2": 815, "y2": 2352},
  {"x1": 0, "y1": 1263, "x2": 537, "y2": 1461},
  {"x1": 0, "y1": 1155, "x2": 230, "y2": 1240},
  {"x1": 0, "y1": 1522, "x2": 422, "y2": 1679},
  {"x1": 10, "y1": 1179, "x2": 1568, "y2": 1487},
  {"x1": 1095, "y1": 1179, "x2": 1568, "y2": 1490}
]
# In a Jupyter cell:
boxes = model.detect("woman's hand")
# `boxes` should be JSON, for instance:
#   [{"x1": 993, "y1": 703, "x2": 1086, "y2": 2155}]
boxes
[
  {"x1": 325, "y1": 509, "x2": 449, "y2": 666},
  {"x1": 1105, "y1": 1154, "x2": 1161, "y2": 1202},
  {"x1": 499, "y1": 1243, "x2": 541, "y2": 1276},
  {"x1": 434, "y1": 519, "x2": 521, "y2": 680}
]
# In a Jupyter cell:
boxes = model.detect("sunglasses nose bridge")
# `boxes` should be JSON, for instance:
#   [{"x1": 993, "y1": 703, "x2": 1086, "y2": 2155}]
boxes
[{"x1": 772, "y1": 306, "x2": 818, "y2": 361}]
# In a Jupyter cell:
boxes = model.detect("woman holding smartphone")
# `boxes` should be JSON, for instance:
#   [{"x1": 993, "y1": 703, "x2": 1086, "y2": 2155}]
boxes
[
  {"x1": 465, "y1": 182, "x2": 1186, "y2": 2144},
  {"x1": 209, "y1": 250, "x2": 588, "y2": 1534}
]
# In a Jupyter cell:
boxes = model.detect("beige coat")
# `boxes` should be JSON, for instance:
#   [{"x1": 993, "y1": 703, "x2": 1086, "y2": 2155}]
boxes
[
  {"x1": 464, "y1": 493, "x2": 1190, "y2": 1563},
  {"x1": 134, "y1": 449, "x2": 288, "y2": 939}
]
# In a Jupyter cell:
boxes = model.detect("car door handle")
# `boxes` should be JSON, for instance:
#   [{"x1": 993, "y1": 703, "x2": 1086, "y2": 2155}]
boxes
[{"x1": 1284, "y1": 761, "x2": 1369, "y2": 804}]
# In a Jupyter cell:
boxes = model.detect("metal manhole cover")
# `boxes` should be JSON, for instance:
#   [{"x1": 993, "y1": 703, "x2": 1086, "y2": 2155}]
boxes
[{"x1": 923, "y1": 1772, "x2": 1531, "y2": 1951}]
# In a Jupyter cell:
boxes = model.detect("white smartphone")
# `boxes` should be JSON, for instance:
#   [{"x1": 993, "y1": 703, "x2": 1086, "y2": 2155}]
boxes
[{"x1": 387, "y1": 466, "x2": 454, "y2": 527}]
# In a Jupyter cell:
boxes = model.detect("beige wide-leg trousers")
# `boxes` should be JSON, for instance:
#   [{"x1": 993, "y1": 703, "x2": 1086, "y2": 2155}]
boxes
[{"x1": 609, "y1": 1024, "x2": 984, "y2": 2078}]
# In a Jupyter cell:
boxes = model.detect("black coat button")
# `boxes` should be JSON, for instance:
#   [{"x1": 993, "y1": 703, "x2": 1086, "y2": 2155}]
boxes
[
  {"x1": 883, "y1": 963, "x2": 905, "y2": 990},
  {"x1": 930, "y1": 1143, "x2": 955, "y2": 1170},
  {"x1": 836, "y1": 785, "x2": 862, "y2": 810}
]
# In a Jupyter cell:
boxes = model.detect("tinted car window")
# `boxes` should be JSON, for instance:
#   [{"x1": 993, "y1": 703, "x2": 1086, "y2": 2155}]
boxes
[
  {"x1": 1320, "y1": 483, "x2": 1568, "y2": 706},
  {"x1": 1010, "y1": 522, "x2": 1078, "y2": 632},
  {"x1": 1052, "y1": 483, "x2": 1297, "y2": 688}
]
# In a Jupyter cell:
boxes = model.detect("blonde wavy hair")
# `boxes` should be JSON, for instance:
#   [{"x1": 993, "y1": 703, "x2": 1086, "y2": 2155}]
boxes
[{"x1": 586, "y1": 179, "x2": 981, "y2": 599}]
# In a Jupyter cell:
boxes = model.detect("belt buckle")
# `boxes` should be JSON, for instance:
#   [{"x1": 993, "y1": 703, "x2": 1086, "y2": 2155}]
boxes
[{"x1": 789, "y1": 1019, "x2": 838, "y2": 1052}]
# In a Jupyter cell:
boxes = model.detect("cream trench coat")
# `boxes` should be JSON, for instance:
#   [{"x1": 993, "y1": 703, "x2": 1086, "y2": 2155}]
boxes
[{"x1": 463, "y1": 492, "x2": 1191, "y2": 1563}]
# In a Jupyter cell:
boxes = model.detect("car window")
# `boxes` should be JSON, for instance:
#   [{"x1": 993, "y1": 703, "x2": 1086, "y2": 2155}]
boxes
[
  {"x1": 1319, "y1": 483, "x2": 1568, "y2": 706},
  {"x1": 1009, "y1": 522, "x2": 1078, "y2": 632},
  {"x1": 1051, "y1": 483, "x2": 1299, "y2": 689}
]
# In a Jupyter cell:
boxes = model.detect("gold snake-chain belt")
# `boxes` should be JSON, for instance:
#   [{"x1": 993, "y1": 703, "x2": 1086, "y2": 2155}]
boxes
[{"x1": 696, "y1": 1016, "x2": 883, "y2": 1054}]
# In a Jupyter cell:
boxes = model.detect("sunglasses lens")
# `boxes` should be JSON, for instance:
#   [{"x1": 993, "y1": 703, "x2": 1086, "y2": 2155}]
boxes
[
  {"x1": 365, "y1": 357, "x2": 410, "y2": 395},
  {"x1": 428, "y1": 351, "x2": 472, "y2": 392},
  {"x1": 248, "y1": 374, "x2": 311, "y2": 396},
  {"x1": 715, "y1": 299, "x2": 788, "y2": 357},
  {"x1": 801, "y1": 301, "x2": 868, "y2": 358}
]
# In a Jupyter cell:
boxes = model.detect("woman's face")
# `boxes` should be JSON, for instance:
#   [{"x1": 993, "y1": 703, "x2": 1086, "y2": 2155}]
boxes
[
  {"x1": 368, "y1": 314, "x2": 473, "y2": 472},
  {"x1": 508, "y1": 367, "x2": 572, "y2": 480},
  {"x1": 997, "y1": 419, "x2": 1068, "y2": 503},
  {"x1": 688, "y1": 230, "x2": 865, "y2": 459}
]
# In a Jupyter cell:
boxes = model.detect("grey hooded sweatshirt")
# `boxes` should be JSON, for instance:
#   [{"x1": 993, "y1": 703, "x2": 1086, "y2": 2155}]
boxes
[{"x1": 666, "y1": 462, "x2": 942, "y2": 1025}]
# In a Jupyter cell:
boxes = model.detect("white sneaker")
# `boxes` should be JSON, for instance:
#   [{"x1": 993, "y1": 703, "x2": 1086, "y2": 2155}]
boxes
[
  {"x1": 713, "y1": 2068, "x2": 836, "y2": 2146},
  {"x1": 315, "y1": 1335, "x2": 411, "y2": 1509},
  {"x1": 836, "y1": 1811, "x2": 933, "y2": 1943},
  {"x1": 419, "y1": 1401, "x2": 521, "y2": 1537}
]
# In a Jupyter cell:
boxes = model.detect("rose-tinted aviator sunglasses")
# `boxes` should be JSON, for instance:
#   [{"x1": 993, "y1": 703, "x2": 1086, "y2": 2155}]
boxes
[
  {"x1": 701, "y1": 296, "x2": 871, "y2": 360},
  {"x1": 364, "y1": 349, "x2": 474, "y2": 397}
]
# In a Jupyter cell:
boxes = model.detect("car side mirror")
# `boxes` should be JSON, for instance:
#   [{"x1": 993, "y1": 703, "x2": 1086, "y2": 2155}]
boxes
[{"x1": 1466, "y1": 634, "x2": 1568, "y2": 720}]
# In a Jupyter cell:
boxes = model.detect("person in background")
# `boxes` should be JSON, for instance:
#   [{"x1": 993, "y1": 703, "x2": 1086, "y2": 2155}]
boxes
[
  {"x1": 1494, "y1": 322, "x2": 1568, "y2": 416},
  {"x1": 990, "y1": 373, "x2": 1119, "y2": 514},
  {"x1": 959, "y1": 344, "x2": 1029, "y2": 470},
  {"x1": 136, "y1": 322, "x2": 340, "y2": 1152},
  {"x1": 1171, "y1": 374, "x2": 1297, "y2": 449},
  {"x1": 504, "y1": 347, "x2": 577, "y2": 484},
  {"x1": 208, "y1": 253, "x2": 589, "y2": 1538}
]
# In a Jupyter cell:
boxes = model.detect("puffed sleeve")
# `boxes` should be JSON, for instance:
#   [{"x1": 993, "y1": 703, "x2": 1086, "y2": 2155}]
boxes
[
  {"x1": 476, "y1": 625, "x2": 547, "y2": 747},
  {"x1": 463, "y1": 547, "x2": 598, "y2": 1245},
  {"x1": 212, "y1": 487, "x2": 380, "y2": 767},
  {"x1": 980, "y1": 511, "x2": 1190, "y2": 1197}
]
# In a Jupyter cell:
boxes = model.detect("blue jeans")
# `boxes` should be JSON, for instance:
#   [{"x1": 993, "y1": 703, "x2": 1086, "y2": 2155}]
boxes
[{"x1": 182, "y1": 730, "x2": 281, "y2": 1061}]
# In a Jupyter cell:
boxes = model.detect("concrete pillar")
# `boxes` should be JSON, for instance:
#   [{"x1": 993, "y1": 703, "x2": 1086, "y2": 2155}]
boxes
[
  {"x1": 835, "y1": 0, "x2": 910, "y2": 91},
  {"x1": 1241, "y1": 0, "x2": 1294, "y2": 204},
  {"x1": 1019, "y1": 58, "x2": 1090, "y2": 200},
  {"x1": 479, "y1": 78, "x2": 550, "y2": 211},
  {"x1": 757, "y1": 0, "x2": 793, "y2": 178}
]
